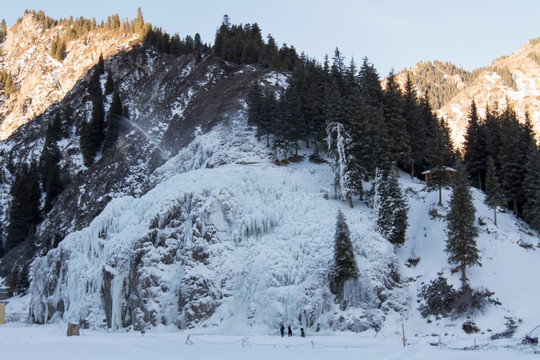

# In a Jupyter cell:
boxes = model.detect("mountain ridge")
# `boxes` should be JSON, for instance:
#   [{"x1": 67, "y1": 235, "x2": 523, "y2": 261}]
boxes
[
  {"x1": 398, "y1": 38, "x2": 540, "y2": 147},
  {"x1": 0, "y1": 14, "x2": 139, "y2": 140}
]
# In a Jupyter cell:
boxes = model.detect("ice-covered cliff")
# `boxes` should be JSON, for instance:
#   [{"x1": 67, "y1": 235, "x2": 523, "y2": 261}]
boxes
[{"x1": 30, "y1": 116, "x2": 402, "y2": 332}]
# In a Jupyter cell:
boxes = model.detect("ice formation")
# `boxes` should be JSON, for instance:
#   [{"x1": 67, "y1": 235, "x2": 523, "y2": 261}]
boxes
[{"x1": 30, "y1": 115, "x2": 400, "y2": 332}]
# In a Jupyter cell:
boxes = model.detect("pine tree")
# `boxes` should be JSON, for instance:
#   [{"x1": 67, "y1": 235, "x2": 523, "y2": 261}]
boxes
[
  {"x1": 402, "y1": 73, "x2": 425, "y2": 178},
  {"x1": 247, "y1": 82, "x2": 263, "y2": 137},
  {"x1": 329, "y1": 209, "x2": 358, "y2": 301},
  {"x1": 0, "y1": 19, "x2": 6, "y2": 43},
  {"x1": 483, "y1": 104, "x2": 502, "y2": 164},
  {"x1": 16, "y1": 263, "x2": 30, "y2": 294},
  {"x1": 302, "y1": 60, "x2": 326, "y2": 152},
  {"x1": 258, "y1": 89, "x2": 277, "y2": 147},
  {"x1": 352, "y1": 58, "x2": 388, "y2": 179},
  {"x1": 464, "y1": 101, "x2": 487, "y2": 189},
  {"x1": 484, "y1": 157, "x2": 505, "y2": 226},
  {"x1": 96, "y1": 53, "x2": 105, "y2": 74},
  {"x1": 103, "y1": 91, "x2": 123, "y2": 152},
  {"x1": 382, "y1": 71, "x2": 410, "y2": 170},
  {"x1": 42, "y1": 143, "x2": 63, "y2": 213},
  {"x1": 55, "y1": 38, "x2": 66, "y2": 61},
  {"x1": 374, "y1": 166, "x2": 408, "y2": 245},
  {"x1": 50, "y1": 36, "x2": 66, "y2": 61},
  {"x1": 104, "y1": 71, "x2": 114, "y2": 95},
  {"x1": 133, "y1": 7, "x2": 145, "y2": 35},
  {"x1": 425, "y1": 115, "x2": 455, "y2": 205},
  {"x1": 330, "y1": 48, "x2": 345, "y2": 88},
  {"x1": 274, "y1": 81, "x2": 303, "y2": 157},
  {"x1": 81, "y1": 71, "x2": 105, "y2": 166},
  {"x1": 5, "y1": 163, "x2": 41, "y2": 251},
  {"x1": 324, "y1": 79, "x2": 344, "y2": 126},
  {"x1": 1, "y1": 70, "x2": 16, "y2": 98},
  {"x1": 445, "y1": 160, "x2": 480, "y2": 284},
  {"x1": 194, "y1": 33, "x2": 203, "y2": 63},
  {"x1": 498, "y1": 106, "x2": 526, "y2": 215},
  {"x1": 46, "y1": 112, "x2": 63, "y2": 143},
  {"x1": 7, "y1": 267, "x2": 19, "y2": 296},
  {"x1": 523, "y1": 146, "x2": 540, "y2": 231}
]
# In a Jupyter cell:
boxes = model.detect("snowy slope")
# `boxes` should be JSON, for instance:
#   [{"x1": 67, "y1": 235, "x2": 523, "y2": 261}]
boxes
[
  {"x1": 400, "y1": 178, "x2": 540, "y2": 340},
  {"x1": 26, "y1": 109, "x2": 540, "y2": 343},
  {"x1": 30, "y1": 114, "x2": 400, "y2": 333}
]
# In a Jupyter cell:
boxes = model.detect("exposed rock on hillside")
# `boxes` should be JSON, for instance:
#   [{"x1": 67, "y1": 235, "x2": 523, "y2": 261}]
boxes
[
  {"x1": 0, "y1": 14, "x2": 138, "y2": 140},
  {"x1": 437, "y1": 40, "x2": 540, "y2": 146},
  {"x1": 0, "y1": 46, "x2": 271, "y2": 276}
]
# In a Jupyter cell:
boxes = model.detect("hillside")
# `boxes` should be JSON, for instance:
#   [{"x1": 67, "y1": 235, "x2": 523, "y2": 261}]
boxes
[
  {"x1": 27, "y1": 111, "x2": 540, "y2": 336},
  {"x1": 0, "y1": 14, "x2": 139, "y2": 140},
  {"x1": 395, "y1": 61, "x2": 481, "y2": 109},
  {"x1": 0, "y1": 11, "x2": 538, "y2": 351},
  {"x1": 437, "y1": 39, "x2": 540, "y2": 146},
  {"x1": 0, "y1": 39, "x2": 272, "y2": 277},
  {"x1": 399, "y1": 39, "x2": 540, "y2": 147}
]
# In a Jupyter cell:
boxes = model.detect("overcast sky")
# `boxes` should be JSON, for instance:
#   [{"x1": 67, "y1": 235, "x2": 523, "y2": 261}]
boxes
[{"x1": 3, "y1": 0, "x2": 540, "y2": 75}]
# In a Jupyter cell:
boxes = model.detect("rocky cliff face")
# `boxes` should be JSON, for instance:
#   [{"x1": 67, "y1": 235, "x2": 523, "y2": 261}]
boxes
[
  {"x1": 397, "y1": 40, "x2": 540, "y2": 147},
  {"x1": 437, "y1": 39, "x2": 540, "y2": 146},
  {"x1": 0, "y1": 14, "x2": 138, "y2": 140},
  {"x1": 0, "y1": 41, "x2": 270, "y2": 277}
]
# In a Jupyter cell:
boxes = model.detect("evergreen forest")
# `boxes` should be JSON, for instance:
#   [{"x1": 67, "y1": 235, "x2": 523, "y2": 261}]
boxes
[{"x1": 1, "y1": 9, "x2": 540, "y2": 292}]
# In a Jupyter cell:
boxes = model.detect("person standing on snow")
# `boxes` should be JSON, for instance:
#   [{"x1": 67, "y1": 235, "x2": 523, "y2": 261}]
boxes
[
  {"x1": 300, "y1": 327, "x2": 305, "y2": 338},
  {"x1": 288, "y1": 325, "x2": 293, "y2": 337},
  {"x1": 280, "y1": 324, "x2": 285, "y2": 337}
]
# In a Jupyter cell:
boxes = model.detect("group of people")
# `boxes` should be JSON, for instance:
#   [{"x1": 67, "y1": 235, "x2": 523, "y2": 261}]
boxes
[{"x1": 280, "y1": 324, "x2": 305, "y2": 338}]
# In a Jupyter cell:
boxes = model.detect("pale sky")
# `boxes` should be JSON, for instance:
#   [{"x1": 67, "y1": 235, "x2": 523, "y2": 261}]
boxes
[{"x1": 3, "y1": 1, "x2": 540, "y2": 76}]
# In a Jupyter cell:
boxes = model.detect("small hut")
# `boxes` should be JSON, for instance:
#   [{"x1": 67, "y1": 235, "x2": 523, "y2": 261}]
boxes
[{"x1": 421, "y1": 166, "x2": 456, "y2": 186}]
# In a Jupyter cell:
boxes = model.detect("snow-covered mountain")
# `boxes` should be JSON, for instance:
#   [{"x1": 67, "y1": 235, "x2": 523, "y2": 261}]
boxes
[
  {"x1": 0, "y1": 12, "x2": 539, "y2": 341},
  {"x1": 0, "y1": 39, "x2": 276, "y2": 276},
  {"x1": 28, "y1": 114, "x2": 540, "y2": 336}
]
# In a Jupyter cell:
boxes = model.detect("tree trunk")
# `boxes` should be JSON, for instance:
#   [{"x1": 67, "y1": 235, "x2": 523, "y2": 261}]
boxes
[
  {"x1": 460, "y1": 263, "x2": 467, "y2": 285},
  {"x1": 478, "y1": 174, "x2": 482, "y2": 191},
  {"x1": 438, "y1": 184, "x2": 442, "y2": 206},
  {"x1": 494, "y1": 206, "x2": 497, "y2": 226},
  {"x1": 349, "y1": 196, "x2": 354, "y2": 208}
]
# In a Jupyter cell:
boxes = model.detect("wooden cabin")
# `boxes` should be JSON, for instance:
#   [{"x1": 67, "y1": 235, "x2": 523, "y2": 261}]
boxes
[{"x1": 421, "y1": 166, "x2": 456, "y2": 186}]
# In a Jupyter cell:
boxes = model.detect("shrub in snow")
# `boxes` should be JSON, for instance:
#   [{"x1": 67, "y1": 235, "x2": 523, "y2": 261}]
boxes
[
  {"x1": 405, "y1": 256, "x2": 420, "y2": 268},
  {"x1": 462, "y1": 320, "x2": 480, "y2": 334},
  {"x1": 490, "y1": 317, "x2": 521, "y2": 340},
  {"x1": 418, "y1": 276, "x2": 499, "y2": 319},
  {"x1": 418, "y1": 275, "x2": 456, "y2": 318},
  {"x1": 452, "y1": 284, "x2": 499, "y2": 316}
]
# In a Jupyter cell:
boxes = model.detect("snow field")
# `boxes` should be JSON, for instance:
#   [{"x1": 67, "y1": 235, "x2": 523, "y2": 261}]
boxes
[{"x1": 0, "y1": 321, "x2": 539, "y2": 360}]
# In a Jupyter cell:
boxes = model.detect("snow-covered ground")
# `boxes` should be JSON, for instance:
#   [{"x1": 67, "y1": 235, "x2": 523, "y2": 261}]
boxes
[
  {"x1": 0, "y1": 307, "x2": 539, "y2": 360},
  {"x1": 3, "y1": 113, "x2": 540, "y2": 358}
]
